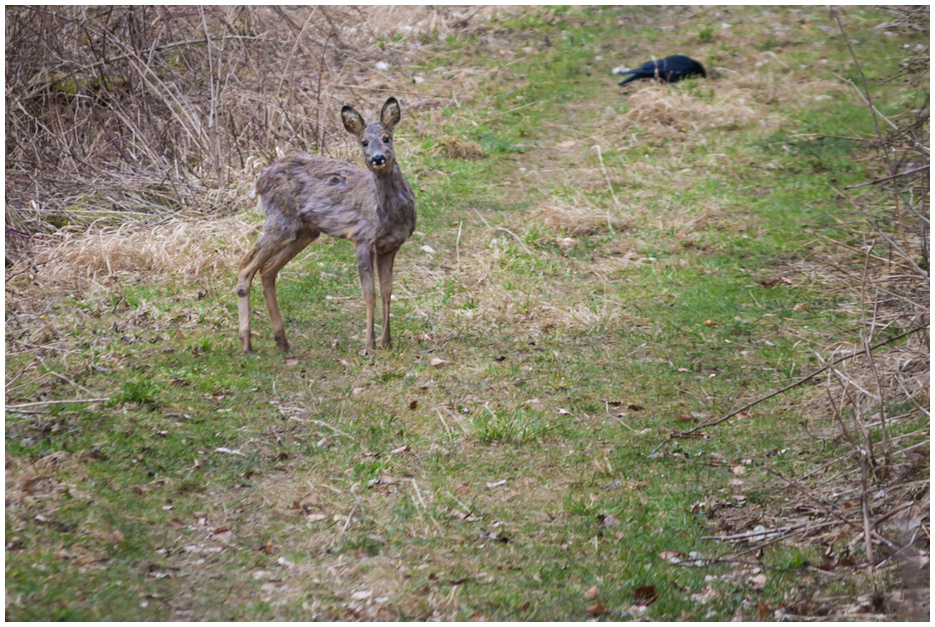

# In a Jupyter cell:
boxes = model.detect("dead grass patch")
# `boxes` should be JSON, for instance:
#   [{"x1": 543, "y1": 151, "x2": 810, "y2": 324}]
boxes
[
  {"x1": 531, "y1": 195, "x2": 628, "y2": 237},
  {"x1": 435, "y1": 135, "x2": 485, "y2": 160},
  {"x1": 622, "y1": 83, "x2": 763, "y2": 136},
  {"x1": 6, "y1": 215, "x2": 256, "y2": 299}
]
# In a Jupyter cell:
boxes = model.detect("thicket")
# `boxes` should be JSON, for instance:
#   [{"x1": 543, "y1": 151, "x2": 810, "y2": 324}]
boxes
[{"x1": 5, "y1": 5, "x2": 416, "y2": 256}]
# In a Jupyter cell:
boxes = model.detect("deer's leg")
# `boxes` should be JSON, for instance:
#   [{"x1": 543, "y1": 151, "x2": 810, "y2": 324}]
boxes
[
  {"x1": 260, "y1": 229, "x2": 319, "y2": 352},
  {"x1": 355, "y1": 244, "x2": 377, "y2": 354},
  {"x1": 376, "y1": 248, "x2": 398, "y2": 348},
  {"x1": 236, "y1": 229, "x2": 291, "y2": 353}
]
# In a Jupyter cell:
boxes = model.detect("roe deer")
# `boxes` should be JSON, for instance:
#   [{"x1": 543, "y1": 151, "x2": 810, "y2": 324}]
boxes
[{"x1": 236, "y1": 97, "x2": 416, "y2": 354}]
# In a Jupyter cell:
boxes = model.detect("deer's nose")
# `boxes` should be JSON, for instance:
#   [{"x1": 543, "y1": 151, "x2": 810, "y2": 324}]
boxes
[{"x1": 371, "y1": 155, "x2": 387, "y2": 167}]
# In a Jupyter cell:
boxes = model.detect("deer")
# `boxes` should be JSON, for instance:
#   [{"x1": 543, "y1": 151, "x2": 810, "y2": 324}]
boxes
[{"x1": 236, "y1": 97, "x2": 416, "y2": 355}]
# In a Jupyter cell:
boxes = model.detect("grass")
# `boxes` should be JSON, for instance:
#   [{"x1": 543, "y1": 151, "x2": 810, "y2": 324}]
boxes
[{"x1": 5, "y1": 6, "x2": 927, "y2": 621}]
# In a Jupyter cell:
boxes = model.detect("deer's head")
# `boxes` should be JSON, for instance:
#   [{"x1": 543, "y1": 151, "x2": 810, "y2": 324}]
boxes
[{"x1": 341, "y1": 97, "x2": 401, "y2": 175}]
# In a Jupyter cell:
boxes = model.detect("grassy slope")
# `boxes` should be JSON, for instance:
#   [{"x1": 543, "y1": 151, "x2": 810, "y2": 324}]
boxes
[{"x1": 6, "y1": 6, "x2": 924, "y2": 620}]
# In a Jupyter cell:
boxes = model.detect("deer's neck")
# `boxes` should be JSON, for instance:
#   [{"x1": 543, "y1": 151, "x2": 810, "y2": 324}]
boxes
[{"x1": 373, "y1": 164, "x2": 414, "y2": 215}]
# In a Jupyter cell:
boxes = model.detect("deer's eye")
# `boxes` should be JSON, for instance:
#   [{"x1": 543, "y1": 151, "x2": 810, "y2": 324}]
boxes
[
  {"x1": 382, "y1": 136, "x2": 390, "y2": 144},
  {"x1": 361, "y1": 140, "x2": 369, "y2": 147}
]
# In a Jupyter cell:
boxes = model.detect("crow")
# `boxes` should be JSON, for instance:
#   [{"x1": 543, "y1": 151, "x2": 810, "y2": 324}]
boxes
[{"x1": 615, "y1": 55, "x2": 706, "y2": 86}]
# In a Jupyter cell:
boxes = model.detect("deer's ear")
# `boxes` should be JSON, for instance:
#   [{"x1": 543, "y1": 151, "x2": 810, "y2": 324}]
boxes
[
  {"x1": 341, "y1": 106, "x2": 365, "y2": 135},
  {"x1": 381, "y1": 97, "x2": 401, "y2": 131}
]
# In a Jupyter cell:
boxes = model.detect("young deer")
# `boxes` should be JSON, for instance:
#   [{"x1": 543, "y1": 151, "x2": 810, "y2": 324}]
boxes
[{"x1": 236, "y1": 97, "x2": 416, "y2": 354}]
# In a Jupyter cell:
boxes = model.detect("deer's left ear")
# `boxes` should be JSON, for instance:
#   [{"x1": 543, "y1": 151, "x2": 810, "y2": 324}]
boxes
[{"x1": 381, "y1": 97, "x2": 401, "y2": 131}]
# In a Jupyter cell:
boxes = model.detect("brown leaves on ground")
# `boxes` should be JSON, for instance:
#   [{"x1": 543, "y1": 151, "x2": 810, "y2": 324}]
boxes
[{"x1": 633, "y1": 584, "x2": 659, "y2": 606}]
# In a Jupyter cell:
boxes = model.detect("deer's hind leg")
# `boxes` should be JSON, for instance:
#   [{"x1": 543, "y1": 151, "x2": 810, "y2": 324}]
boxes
[
  {"x1": 236, "y1": 227, "x2": 293, "y2": 353},
  {"x1": 260, "y1": 228, "x2": 319, "y2": 352}
]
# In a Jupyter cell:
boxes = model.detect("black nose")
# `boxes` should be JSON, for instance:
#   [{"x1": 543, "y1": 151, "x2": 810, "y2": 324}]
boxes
[{"x1": 371, "y1": 155, "x2": 386, "y2": 167}]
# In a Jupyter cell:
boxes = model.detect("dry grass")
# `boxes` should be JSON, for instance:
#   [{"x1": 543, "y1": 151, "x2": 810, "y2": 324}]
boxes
[
  {"x1": 531, "y1": 195, "x2": 628, "y2": 237},
  {"x1": 435, "y1": 135, "x2": 485, "y2": 160},
  {"x1": 6, "y1": 215, "x2": 256, "y2": 298},
  {"x1": 622, "y1": 81, "x2": 767, "y2": 137}
]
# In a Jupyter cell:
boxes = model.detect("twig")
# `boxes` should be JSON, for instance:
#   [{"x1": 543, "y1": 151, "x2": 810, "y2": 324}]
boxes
[
  {"x1": 701, "y1": 521, "x2": 813, "y2": 542},
  {"x1": 844, "y1": 165, "x2": 930, "y2": 190},
  {"x1": 648, "y1": 325, "x2": 929, "y2": 456},
  {"x1": 7, "y1": 397, "x2": 110, "y2": 409},
  {"x1": 435, "y1": 408, "x2": 453, "y2": 439},
  {"x1": 831, "y1": 9, "x2": 893, "y2": 170},
  {"x1": 455, "y1": 220, "x2": 462, "y2": 272},
  {"x1": 472, "y1": 209, "x2": 530, "y2": 254},
  {"x1": 593, "y1": 145, "x2": 619, "y2": 238}
]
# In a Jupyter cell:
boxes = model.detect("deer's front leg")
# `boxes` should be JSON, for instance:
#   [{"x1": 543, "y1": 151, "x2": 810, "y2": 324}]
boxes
[
  {"x1": 376, "y1": 248, "x2": 398, "y2": 348},
  {"x1": 355, "y1": 244, "x2": 377, "y2": 354}
]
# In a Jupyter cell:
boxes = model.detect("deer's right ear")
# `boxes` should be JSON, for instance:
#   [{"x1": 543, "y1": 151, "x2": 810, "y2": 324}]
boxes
[{"x1": 341, "y1": 106, "x2": 365, "y2": 135}]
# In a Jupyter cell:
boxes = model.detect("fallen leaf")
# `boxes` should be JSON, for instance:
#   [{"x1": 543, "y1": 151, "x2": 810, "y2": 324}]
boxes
[
  {"x1": 421, "y1": 244, "x2": 436, "y2": 255},
  {"x1": 390, "y1": 445, "x2": 409, "y2": 455},
  {"x1": 732, "y1": 465, "x2": 746, "y2": 476},
  {"x1": 792, "y1": 303, "x2": 810, "y2": 311},
  {"x1": 658, "y1": 550, "x2": 686, "y2": 563},
  {"x1": 556, "y1": 237, "x2": 577, "y2": 249},
  {"x1": 351, "y1": 590, "x2": 372, "y2": 601},
  {"x1": 633, "y1": 584, "x2": 659, "y2": 606},
  {"x1": 690, "y1": 584, "x2": 722, "y2": 604},
  {"x1": 628, "y1": 404, "x2": 644, "y2": 411},
  {"x1": 352, "y1": 387, "x2": 365, "y2": 395},
  {"x1": 284, "y1": 358, "x2": 299, "y2": 366},
  {"x1": 558, "y1": 408, "x2": 571, "y2": 415},
  {"x1": 584, "y1": 585, "x2": 599, "y2": 600},
  {"x1": 215, "y1": 447, "x2": 245, "y2": 456},
  {"x1": 429, "y1": 357, "x2": 448, "y2": 367},
  {"x1": 587, "y1": 603, "x2": 607, "y2": 616},
  {"x1": 749, "y1": 573, "x2": 767, "y2": 590},
  {"x1": 169, "y1": 518, "x2": 185, "y2": 528},
  {"x1": 469, "y1": 615, "x2": 487, "y2": 622},
  {"x1": 212, "y1": 526, "x2": 233, "y2": 541},
  {"x1": 298, "y1": 491, "x2": 319, "y2": 508},
  {"x1": 486, "y1": 479, "x2": 506, "y2": 489},
  {"x1": 306, "y1": 513, "x2": 328, "y2": 523},
  {"x1": 677, "y1": 413, "x2": 697, "y2": 423},
  {"x1": 623, "y1": 604, "x2": 649, "y2": 618},
  {"x1": 704, "y1": 319, "x2": 717, "y2": 326},
  {"x1": 409, "y1": 400, "x2": 418, "y2": 410},
  {"x1": 601, "y1": 514, "x2": 621, "y2": 528},
  {"x1": 757, "y1": 601, "x2": 772, "y2": 619}
]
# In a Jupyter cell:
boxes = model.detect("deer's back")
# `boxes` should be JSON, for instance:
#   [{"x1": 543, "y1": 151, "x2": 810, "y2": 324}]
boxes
[{"x1": 256, "y1": 153, "x2": 378, "y2": 242}]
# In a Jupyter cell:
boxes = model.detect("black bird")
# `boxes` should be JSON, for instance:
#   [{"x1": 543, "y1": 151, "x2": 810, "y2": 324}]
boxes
[{"x1": 616, "y1": 55, "x2": 706, "y2": 86}]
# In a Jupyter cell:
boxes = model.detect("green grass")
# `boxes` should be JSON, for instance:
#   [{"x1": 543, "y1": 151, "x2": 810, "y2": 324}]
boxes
[{"x1": 6, "y1": 5, "x2": 927, "y2": 621}]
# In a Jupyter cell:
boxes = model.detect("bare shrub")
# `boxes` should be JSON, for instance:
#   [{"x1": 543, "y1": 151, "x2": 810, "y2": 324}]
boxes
[{"x1": 4, "y1": 5, "x2": 496, "y2": 258}]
